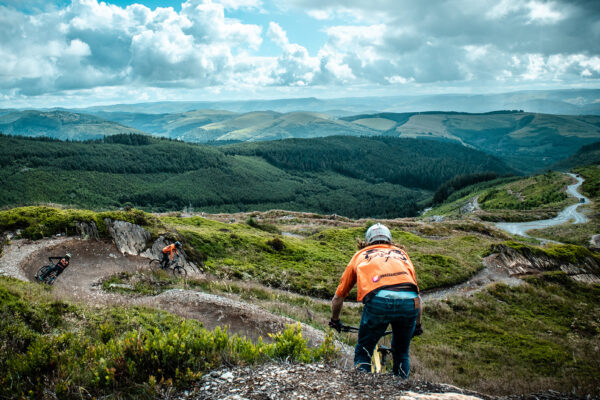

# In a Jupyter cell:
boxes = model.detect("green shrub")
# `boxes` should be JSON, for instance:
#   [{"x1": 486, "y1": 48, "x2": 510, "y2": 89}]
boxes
[
  {"x1": 0, "y1": 277, "x2": 338, "y2": 398},
  {"x1": 0, "y1": 206, "x2": 160, "y2": 240}
]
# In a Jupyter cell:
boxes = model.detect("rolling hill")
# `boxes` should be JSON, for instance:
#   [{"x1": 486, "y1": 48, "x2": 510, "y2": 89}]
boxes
[
  {"x1": 553, "y1": 141, "x2": 600, "y2": 170},
  {"x1": 342, "y1": 111, "x2": 600, "y2": 172},
  {"x1": 0, "y1": 134, "x2": 513, "y2": 218},
  {"x1": 4, "y1": 108, "x2": 600, "y2": 173},
  {"x1": 0, "y1": 110, "x2": 145, "y2": 140}
]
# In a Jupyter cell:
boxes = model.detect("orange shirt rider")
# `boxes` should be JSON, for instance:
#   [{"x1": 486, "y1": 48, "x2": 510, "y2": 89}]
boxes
[
  {"x1": 162, "y1": 243, "x2": 179, "y2": 260},
  {"x1": 335, "y1": 244, "x2": 419, "y2": 302}
]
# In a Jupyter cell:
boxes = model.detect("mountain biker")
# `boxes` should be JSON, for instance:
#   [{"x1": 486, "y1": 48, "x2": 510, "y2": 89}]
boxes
[
  {"x1": 39, "y1": 253, "x2": 71, "y2": 281},
  {"x1": 160, "y1": 241, "x2": 182, "y2": 269},
  {"x1": 329, "y1": 223, "x2": 423, "y2": 378}
]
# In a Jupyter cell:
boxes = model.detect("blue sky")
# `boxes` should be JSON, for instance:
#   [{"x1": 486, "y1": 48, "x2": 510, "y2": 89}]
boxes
[{"x1": 0, "y1": 0, "x2": 599, "y2": 108}]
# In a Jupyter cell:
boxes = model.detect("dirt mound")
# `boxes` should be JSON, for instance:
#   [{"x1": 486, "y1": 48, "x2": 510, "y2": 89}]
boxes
[{"x1": 1, "y1": 236, "x2": 344, "y2": 352}]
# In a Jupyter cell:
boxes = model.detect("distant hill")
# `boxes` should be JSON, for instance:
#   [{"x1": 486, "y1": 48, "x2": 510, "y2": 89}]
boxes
[
  {"x1": 554, "y1": 141, "x2": 600, "y2": 170},
  {"x1": 0, "y1": 110, "x2": 144, "y2": 140},
  {"x1": 84, "y1": 109, "x2": 377, "y2": 142},
  {"x1": 0, "y1": 134, "x2": 512, "y2": 218},
  {"x1": 5, "y1": 109, "x2": 600, "y2": 173},
  {"x1": 69, "y1": 89, "x2": 600, "y2": 115},
  {"x1": 341, "y1": 111, "x2": 600, "y2": 173}
]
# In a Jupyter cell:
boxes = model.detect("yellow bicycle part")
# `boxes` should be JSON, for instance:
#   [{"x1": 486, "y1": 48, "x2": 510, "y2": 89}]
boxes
[{"x1": 371, "y1": 344, "x2": 387, "y2": 373}]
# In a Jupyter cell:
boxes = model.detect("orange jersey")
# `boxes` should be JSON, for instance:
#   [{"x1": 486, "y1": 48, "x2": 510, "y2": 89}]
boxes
[
  {"x1": 335, "y1": 244, "x2": 419, "y2": 301},
  {"x1": 162, "y1": 243, "x2": 178, "y2": 259}
]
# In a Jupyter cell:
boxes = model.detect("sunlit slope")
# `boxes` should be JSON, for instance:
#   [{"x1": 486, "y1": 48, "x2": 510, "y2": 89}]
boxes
[
  {"x1": 91, "y1": 109, "x2": 237, "y2": 138},
  {"x1": 0, "y1": 110, "x2": 145, "y2": 140},
  {"x1": 344, "y1": 111, "x2": 600, "y2": 172}
]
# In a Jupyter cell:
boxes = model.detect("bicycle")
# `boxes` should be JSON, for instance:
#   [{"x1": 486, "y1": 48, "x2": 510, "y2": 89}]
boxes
[
  {"x1": 35, "y1": 264, "x2": 59, "y2": 285},
  {"x1": 340, "y1": 324, "x2": 393, "y2": 374},
  {"x1": 149, "y1": 257, "x2": 187, "y2": 278}
]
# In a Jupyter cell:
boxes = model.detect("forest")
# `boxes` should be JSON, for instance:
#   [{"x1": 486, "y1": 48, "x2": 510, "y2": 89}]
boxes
[{"x1": 0, "y1": 134, "x2": 514, "y2": 218}]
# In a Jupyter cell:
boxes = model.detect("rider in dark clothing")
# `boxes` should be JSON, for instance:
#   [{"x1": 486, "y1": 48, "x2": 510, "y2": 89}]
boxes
[{"x1": 40, "y1": 253, "x2": 71, "y2": 280}]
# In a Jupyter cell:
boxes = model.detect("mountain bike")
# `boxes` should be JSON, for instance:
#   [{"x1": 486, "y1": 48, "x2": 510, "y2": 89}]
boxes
[
  {"x1": 35, "y1": 264, "x2": 59, "y2": 285},
  {"x1": 149, "y1": 257, "x2": 187, "y2": 278},
  {"x1": 340, "y1": 324, "x2": 393, "y2": 374}
]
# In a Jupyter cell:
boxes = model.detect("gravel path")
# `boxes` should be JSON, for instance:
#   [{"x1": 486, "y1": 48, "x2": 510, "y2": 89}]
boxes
[{"x1": 494, "y1": 173, "x2": 591, "y2": 238}]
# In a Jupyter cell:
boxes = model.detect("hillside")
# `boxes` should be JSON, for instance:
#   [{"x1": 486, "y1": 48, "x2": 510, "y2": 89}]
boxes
[
  {"x1": 0, "y1": 110, "x2": 145, "y2": 140},
  {"x1": 86, "y1": 109, "x2": 378, "y2": 143},
  {"x1": 1, "y1": 205, "x2": 599, "y2": 398},
  {"x1": 5, "y1": 108, "x2": 600, "y2": 173},
  {"x1": 342, "y1": 111, "x2": 600, "y2": 172},
  {"x1": 0, "y1": 134, "x2": 512, "y2": 218},
  {"x1": 425, "y1": 171, "x2": 578, "y2": 222},
  {"x1": 554, "y1": 141, "x2": 600, "y2": 170}
]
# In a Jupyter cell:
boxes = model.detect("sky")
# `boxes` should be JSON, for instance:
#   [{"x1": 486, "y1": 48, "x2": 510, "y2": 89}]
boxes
[{"x1": 0, "y1": 0, "x2": 599, "y2": 108}]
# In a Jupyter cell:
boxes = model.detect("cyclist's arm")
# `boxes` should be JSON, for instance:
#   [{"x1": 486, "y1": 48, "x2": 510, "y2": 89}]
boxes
[{"x1": 331, "y1": 294, "x2": 345, "y2": 321}]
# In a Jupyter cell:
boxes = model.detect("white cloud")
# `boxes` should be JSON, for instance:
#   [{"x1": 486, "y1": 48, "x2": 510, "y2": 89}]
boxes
[
  {"x1": 0, "y1": 0, "x2": 598, "y2": 106},
  {"x1": 526, "y1": 1, "x2": 564, "y2": 24},
  {"x1": 215, "y1": 0, "x2": 263, "y2": 9}
]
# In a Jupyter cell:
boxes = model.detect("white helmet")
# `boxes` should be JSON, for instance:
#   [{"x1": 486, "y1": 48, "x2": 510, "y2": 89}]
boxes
[{"x1": 365, "y1": 223, "x2": 392, "y2": 245}]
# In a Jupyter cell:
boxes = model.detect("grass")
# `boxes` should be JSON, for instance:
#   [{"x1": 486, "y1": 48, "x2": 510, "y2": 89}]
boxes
[
  {"x1": 479, "y1": 171, "x2": 573, "y2": 210},
  {"x1": 0, "y1": 276, "x2": 337, "y2": 399},
  {"x1": 529, "y1": 165, "x2": 600, "y2": 246},
  {"x1": 0, "y1": 206, "x2": 160, "y2": 240},
  {"x1": 101, "y1": 270, "x2": 364, "y2": 345},
  {"x1": 162, "y1": 215, "x2": 496, "y2": 298},
  {"x1": 413, "y1": 272, "x2": 600, "y2": 396},
  {"x1": 426, "y1": 172, "x2": 578, "y2": 222}
]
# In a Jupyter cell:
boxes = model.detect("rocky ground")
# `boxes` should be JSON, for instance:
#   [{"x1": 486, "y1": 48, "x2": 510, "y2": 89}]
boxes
[{"x1": 166, "y1": 363, "x2": 489, "y2": 400}]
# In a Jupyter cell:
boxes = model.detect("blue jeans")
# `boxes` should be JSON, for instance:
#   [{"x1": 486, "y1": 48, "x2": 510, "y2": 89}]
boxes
[{"x1": 355, "y1": 294, "x2": 418, "y2": 378}]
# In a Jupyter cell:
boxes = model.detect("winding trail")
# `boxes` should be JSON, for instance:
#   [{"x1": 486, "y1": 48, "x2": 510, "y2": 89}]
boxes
[
  {"x1": 495, "y1": 173, "x2": 590, "y2": 238},
  {"x1": 0, "y1": 237, "x2": 346, "y2": 355}
]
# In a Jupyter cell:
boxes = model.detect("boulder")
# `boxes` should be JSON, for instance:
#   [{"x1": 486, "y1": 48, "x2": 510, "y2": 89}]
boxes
[
  {"x1": 590, "y1": 234, "x2": 600, "y2": 250},
  {"x1": 104, "y1": 218, "x2": 151, "y2": 256},
  {"x1": 76, "y1": 221, "x2": 100, "y2": 240},
  {"x1": 486, "y1": 244, "x2": 600, "y2": 284}
]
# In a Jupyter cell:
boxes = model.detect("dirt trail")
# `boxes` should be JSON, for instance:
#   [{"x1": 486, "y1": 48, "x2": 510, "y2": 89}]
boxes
[
  {"x1": 1, "y1": 237, "x2": 342, "y2": 352},
  {"x1": 422, "y1": 256, "x2": 523, "y2": 301}
]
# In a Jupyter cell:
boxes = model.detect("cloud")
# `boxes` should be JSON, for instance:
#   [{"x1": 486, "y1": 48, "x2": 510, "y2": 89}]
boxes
[
  {"x1": 0, "y1": 0, "x2": 599, "y2": 106},
  {"x1": 274, "y1": 0, "x2": 599, "y2": 87},
  {"x1": 0, "y1": 0, "x2": 264, "y2": 98}
]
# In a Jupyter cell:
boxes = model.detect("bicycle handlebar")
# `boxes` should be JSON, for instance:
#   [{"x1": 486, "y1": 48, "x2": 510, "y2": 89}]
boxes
[
  {"x1": 340, "y1": 324, "x2": 392, "y2": 335},
  {"x1": 340, "y1": 325, "x2": 359, "y2": 332}
]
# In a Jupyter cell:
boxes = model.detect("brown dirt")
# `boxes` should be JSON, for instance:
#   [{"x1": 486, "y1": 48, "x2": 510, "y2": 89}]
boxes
[{"x1": 1, "y1": 236, "x2": 349, "y2": 353}]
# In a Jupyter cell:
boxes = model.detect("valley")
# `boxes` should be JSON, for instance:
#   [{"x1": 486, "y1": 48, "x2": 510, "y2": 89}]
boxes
[
  {"x1": 1, "y1": 162, "x2": 599, "y2": 398},
  {"x1": 1, "y1": 96, "x2": 600, "y2": 400}
]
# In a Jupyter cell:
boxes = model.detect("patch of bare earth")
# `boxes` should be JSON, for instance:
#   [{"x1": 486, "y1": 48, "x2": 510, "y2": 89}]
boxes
[{"x1": 1, "y1": 236, "x2": 348, "y2": 353}]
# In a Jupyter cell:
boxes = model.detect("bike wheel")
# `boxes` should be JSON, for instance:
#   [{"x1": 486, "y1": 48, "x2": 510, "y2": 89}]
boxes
[
  {"x1": 35, "y1": 265, "x2": 51, "y2": 282},
  {"x1": 44, "y1": 271, "x2": 58, "y2": 285},
  {"x1": 149, "y1": 259, "x2": 162, "y2": 271},
  {"x1": 172, "y1": 266, "x2": 187, "y2": 278}
]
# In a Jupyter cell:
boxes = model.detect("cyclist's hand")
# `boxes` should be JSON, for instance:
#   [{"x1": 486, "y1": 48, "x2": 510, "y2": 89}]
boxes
[
  {"x1": 329, "y1": 319, "x2": 342, "y2": 333},
  {"x1": 412, "y1": 324, "x2": 423, "y2": 337}
]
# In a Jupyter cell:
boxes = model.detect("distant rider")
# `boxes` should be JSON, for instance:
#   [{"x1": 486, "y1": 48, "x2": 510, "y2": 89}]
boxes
[
  {"x1": 160, "y1": 241, "x2": 182, "y2": 269},
  {"x1": 329, "y1": 223, "x2": 423, "y2": 378},
  {"x1": 39, "y1": 253, "x2": 71, "y2": 281}
]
